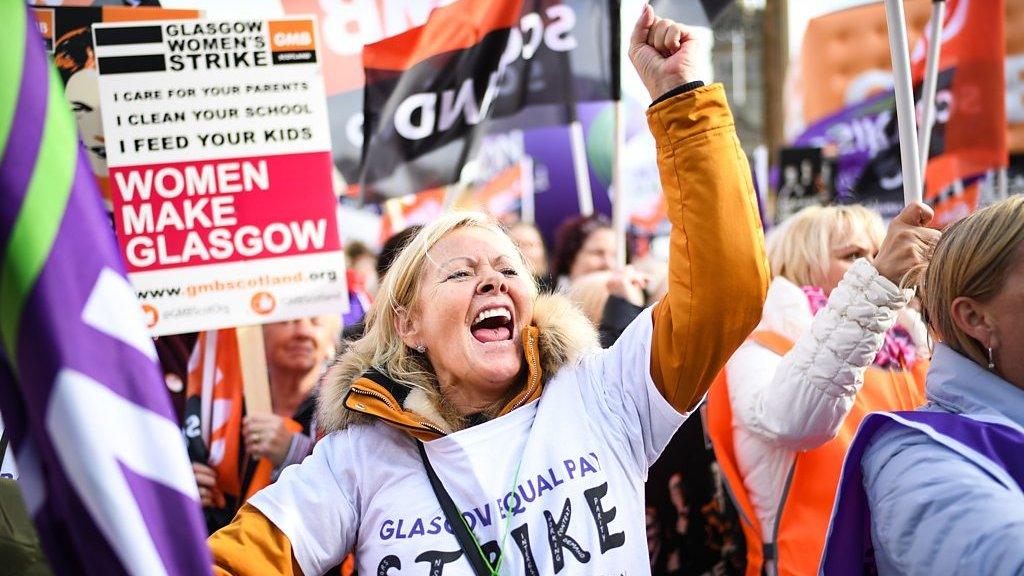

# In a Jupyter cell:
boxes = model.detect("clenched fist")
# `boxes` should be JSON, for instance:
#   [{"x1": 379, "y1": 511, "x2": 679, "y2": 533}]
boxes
[
  {"x1": 628, "y1": 4, "x2": 705, "y2": 101},
  {"x1": 873, "y1": 202, "x2": 942, "y2": 287}
]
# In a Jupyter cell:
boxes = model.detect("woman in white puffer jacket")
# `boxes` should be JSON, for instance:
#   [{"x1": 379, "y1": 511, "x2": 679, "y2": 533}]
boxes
[{"x1": 708, "y1": 203, "x2": 940, "y2": 576}]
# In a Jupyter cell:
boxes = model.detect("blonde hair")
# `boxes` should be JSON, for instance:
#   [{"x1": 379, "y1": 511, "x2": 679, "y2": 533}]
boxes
[
  {"x1": 767, "y1": 204, "x2": 885, "y2": 286},
  {"x1": 916, "y1": 196, "x2": 1024, "y2": 366},
  {"x1": 333, "y1": 211, "x2": 537, "y2": 407},
  {"x1": 566, "y1": 271, "x2": 644, "y2": 326}
]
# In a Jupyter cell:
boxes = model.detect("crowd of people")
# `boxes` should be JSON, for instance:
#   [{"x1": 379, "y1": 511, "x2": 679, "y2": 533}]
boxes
[
  {"x1": 6, "y1": 4, "x2": 1013, "y2": 576},
  {"x1": 180, "y1": 181, "x2": 1023, "y2": 575},
  {"x1": 0, "y1": 0, "x2": 1020, "y2": 574},
  {"x1": 182, "y1": 7, "x2": 1024, "y2": 576}
]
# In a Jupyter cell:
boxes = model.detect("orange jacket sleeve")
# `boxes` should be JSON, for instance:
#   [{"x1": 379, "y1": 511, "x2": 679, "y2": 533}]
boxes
[
  {"x1": 647, "y1": 83, "x2": 769, "y2": 413},
  {"x1": 209, "y1": 503, "x2": 303, "y2": 576}
]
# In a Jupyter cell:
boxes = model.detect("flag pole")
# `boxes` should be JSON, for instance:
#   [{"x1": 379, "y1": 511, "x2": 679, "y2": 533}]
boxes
[
  {"x1": 917, "y1": 0, "x2": 946, "y2": 174},
  {"x1": 557, "y1": 26, "x2": 593, "y2": 217},
  {"x1": 611, "y1": 0, "x2": 627, "y2": 267},
  {"x1": 884, "y1": 0, "x2": 924, "y2": 205},
  {"x1": 520, "y1": 157, "x2": 536, "y2": 224},
  {"x1": 612, "y1": 108, "x2": 626, "y2": 265},
  {"x1": 997, "y1": 166, "x2": 1009, "y2": 201},
  {"x1": 236, "y1": 325, "x2": 272, "y2": 416},
  {"x1": 569, "y1": 123, "x2": 594, "y2": 216}
]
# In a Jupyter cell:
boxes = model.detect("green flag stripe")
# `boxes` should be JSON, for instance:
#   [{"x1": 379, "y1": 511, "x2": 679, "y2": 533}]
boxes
[
  {"x1": 0, "y1": 3, "x2": 26, "y2": 160},
  {"x1": 0, "y1": 65, "x2": 77, "y2": 370}
]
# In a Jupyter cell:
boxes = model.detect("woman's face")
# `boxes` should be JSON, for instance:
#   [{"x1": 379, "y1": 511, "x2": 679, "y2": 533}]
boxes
[
  {"x1": 981, "y1": 246, "x2": 1024, "y2": 389},
  {"x1": 65, "y1": 68, "x2": 107, "y2": 177},
  {"x1": 821, "y1": 232, "x2": 878, "y2": 294},
  {"x1": 262, "y1": 315, "x2": 337, "y2": 375},
  {"x1": 569, "y1": 227, "x2": 617, "y2": 280},
  {"x1": 509, "y1": 224, "x2": 548, "y2": 276},
  {"x1": 402, "y1": 227, "x2": 534, "y2": 412}
]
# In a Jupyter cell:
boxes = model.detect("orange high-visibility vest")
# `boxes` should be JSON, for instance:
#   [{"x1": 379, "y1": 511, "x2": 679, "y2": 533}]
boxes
[{"x1": 707, "y1": 331, "x2": 927, "y2": 576}]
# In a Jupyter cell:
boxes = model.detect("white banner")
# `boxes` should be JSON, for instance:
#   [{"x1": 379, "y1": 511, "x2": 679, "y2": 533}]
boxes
[{"x1": 93, "y1": 17, "x2": 347, "y2": 335}]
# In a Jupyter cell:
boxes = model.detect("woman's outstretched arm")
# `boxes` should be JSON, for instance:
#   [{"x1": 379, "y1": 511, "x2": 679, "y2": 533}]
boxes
[{"x1": 629, "y1": 6, "x2": 769, "y2": 413}]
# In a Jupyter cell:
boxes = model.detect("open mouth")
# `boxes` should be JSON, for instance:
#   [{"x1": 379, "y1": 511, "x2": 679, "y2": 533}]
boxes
[{"x1": 470, "y1": 306, "x2": 514, "y2": 344}]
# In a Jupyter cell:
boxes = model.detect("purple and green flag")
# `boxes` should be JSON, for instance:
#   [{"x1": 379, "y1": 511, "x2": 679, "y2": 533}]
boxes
[{"x1": 0, "y1": 3, "x2": 211, "y2": 575}]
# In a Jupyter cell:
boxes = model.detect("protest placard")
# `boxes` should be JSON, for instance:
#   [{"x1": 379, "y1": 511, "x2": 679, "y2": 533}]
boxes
[{"x1": 93, "y1": 17, "x2": 347, "y2": 336}]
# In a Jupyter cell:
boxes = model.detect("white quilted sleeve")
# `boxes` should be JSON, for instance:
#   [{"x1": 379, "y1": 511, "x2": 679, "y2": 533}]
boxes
[{"x1": 727, "y1": 259, "x2": 911, "y2": 450}]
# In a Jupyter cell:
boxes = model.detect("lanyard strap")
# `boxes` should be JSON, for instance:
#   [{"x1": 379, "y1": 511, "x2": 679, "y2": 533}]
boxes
[{"x1": 418, "y1": 441, "x2": 496, "y2": 576}]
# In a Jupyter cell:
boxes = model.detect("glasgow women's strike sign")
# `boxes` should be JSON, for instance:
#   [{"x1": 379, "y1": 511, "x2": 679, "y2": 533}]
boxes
[{"x1": 93, "y1": 17, "x2": 347, "y2": 336}]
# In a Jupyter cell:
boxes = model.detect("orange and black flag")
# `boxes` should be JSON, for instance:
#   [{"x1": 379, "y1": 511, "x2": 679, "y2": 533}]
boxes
[
  {"x1": 359, "y1": 0, "x2": 524, "y2": 201},
  {"x1": 856, "y1": 0, "x2": 1007, "y2": 225},
  {"x1": 911, "y1": 0, "x2": 1007, "y2": 223},
  {"x1": 183, "y1": 329, "x2": 245, "y2": 531},
  {"x1": 183, "y1": 329, "x2": 300, "y2": 533},
  {"x1": 328, "y1": 1, "x2": 614, "y2": 196},
  {"x1": 359, "y1": 0, "x2": 617, "y2": 202}
]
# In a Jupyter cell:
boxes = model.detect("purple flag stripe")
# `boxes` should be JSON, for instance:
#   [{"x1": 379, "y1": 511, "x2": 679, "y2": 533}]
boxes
[
  {"x1": 0, "y1": 11, "x2": 47, "y2": 251},
  {"x1": 26, "y1": 436, "x2": 130, "y2": 575},
  {"x1": 14, "y1": 147, "x2": 211, "y2": 575},
  {"x1": 0, "y1": 14, "x2": 61, "y2": 462},
  {"x1": 1, "y1": 7, "x2": 211, "y2": 574},
  {"x1": 822, "y1": 411, "x2": 1024, "y2": 575},
  {"x1": 14, "y1": 150, "x2": 152, "y2": 408},
  {"x1": 0, "y1": 337, "x2": 28, "y2": 453},
  {"x1": 122, "y1": 463, "x2": 217, "y2": 576}
]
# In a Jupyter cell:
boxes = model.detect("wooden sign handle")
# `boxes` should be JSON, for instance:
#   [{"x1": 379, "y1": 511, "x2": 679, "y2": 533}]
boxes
[{"x1": 236, "y1": 325, "x2": 272, "y2": 415}]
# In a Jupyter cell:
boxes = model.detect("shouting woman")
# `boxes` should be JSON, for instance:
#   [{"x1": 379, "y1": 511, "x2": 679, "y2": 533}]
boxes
[{"x1": 209, "y1": 6, "x2": 769, "y2": 574}]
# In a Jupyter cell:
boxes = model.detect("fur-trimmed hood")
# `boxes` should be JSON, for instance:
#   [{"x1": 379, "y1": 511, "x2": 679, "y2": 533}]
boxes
[{"x1": 315, "y1": 293, "x2": 598, "y2": 438}]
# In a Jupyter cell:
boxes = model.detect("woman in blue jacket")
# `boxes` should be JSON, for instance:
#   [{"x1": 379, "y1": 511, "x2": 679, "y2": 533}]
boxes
[{"x1": 822, "y1": 196, "x2": 1024, "y2": 576}]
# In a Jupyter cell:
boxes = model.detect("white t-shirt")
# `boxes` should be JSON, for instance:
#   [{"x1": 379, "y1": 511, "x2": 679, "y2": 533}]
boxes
[{"x1": 251, "y1": 307, "x2": 689, "y2": 575}]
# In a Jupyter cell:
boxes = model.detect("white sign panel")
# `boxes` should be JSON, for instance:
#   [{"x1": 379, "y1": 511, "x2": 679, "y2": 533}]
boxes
[{"x1": 93, "y1": 17, "x2": 347, "y2": 335}]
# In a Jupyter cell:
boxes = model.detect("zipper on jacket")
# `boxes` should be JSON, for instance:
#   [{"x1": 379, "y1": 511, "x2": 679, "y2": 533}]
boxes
[
  {"x1": 349, "y1": 385, "x2": 399, "y2": 411},
  {"x1": 348, "y1": 385, "x2": 446, "y2": 435},
  {"x1": 764, "y1": 461, "x2": 798, "y2": 576}
]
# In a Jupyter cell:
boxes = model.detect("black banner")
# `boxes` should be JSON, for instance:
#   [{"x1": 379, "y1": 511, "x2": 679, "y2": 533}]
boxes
[
  {"x1": 358, "y1": 0, "x2": 614, "y2": 201},
  {"x1": 97, "y1": 53, "x2": 166, "y2": 74},
  {"x1": 362, "y1": 29, "x2": 514, "y2": 200},
  {"x1": 854, "y1": 68, "x2": 956, "y2": 212}
]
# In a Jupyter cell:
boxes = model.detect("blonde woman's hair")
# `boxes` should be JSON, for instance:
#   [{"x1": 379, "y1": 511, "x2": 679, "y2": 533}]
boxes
[
  {"x1": 566, "y1": 271, "x2": 644, "y2": 326},
  {"x1": 330, "y1": 211, "x2": 537, "y2": 412},
  {"x1": 767, "y1": 204, "x2": 885, "y2": 287},
  {"x1": 915, "y1": 196, "x2": 1024, "y2": 366}
]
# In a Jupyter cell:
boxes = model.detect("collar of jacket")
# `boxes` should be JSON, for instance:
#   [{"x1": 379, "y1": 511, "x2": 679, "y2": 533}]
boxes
[
  {"x1": 343, "y1": 325, "x2": 543, "y2": 441},
  {"x1": 926, "y1": 343, "x2": 1024, "y2": 429},
  {"x1": 323, "y1": 292, "x2": 598, "y2": 440}
]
